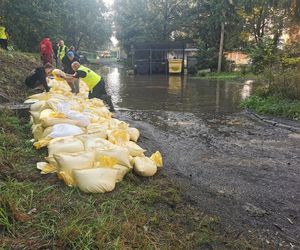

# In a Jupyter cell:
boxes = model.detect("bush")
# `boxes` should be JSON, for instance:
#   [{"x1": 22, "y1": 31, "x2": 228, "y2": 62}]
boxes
[{"x1": 241, "y1": 95, "x2": 300, "y2": 120}]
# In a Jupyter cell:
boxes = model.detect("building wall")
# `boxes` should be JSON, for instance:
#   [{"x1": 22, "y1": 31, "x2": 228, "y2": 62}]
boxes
[{"x1": 225, "y1": 51, "x2": 250, "y2": 65}]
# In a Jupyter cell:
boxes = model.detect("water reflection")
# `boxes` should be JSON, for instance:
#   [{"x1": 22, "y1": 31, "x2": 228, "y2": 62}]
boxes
[{"x1": 96, "y1": 66, "x2": 254, "y2": 113}]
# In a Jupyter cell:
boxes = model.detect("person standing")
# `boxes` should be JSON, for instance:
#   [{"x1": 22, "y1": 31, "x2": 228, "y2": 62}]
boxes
[
  {"x1": 0, "y1": 25, "x2": 9, "y2": 50},
  {"x1": 62, "y1": 51, "x2": 80, "y2": 93},
  {"x1": 39, "y1": 37, "x2": 53, "y2": 65},
  {"x1": 62, "y1": 62, "x2": 115, "y2": 112},
  {"x1": 57, "y1": 39, "x2": 68, "y2": 68}
]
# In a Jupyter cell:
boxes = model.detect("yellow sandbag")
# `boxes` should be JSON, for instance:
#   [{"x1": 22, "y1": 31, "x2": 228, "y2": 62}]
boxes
[
  {"x1": 108, "y1": 129, "x2": 130, "y2": 144},
  {"x1": 30, "y1": 111, "x2": 41, "y2": 124},
  {"x1": 30, "y1": 100, "x2": 48, "y2": 112},
  {"x1": 109, "y1": 119, "x2": 129, "y2": 130},
  {"x1": 45, "y1": 156, "x2": 58, "y2": 169},
  {"x1": 36, "y1": 162, "x2": 57, "y2": 174},
  {"x1": 86, "y1": 124, "x2": 108, "y2": 138},
  {"x1": 133, "y1": 156, "x2": 157, "y2": 177},
  {"x1": 96, "y1": 155, "x2": 118, "y2": 167},
  {"x1": 53, "y1": 151, "x2": 95, "y2": 187},
  {"x1": 52, "y1": 69, "x2": 66, "y2": 81},
  {"x1": 33, "y1": 138, "x2": 51, "y2": 149},
  {"x1": 127, "y1": 127, "x2": 140, "y2": 142},
  {"x1": 80, "y1": 136, "x2": 114, "y2": 151},
  {"x1": 32, "y1": 124, "x2": 44, "y2": 141},
  {"x1": 73, "y1": 168, "x2": 118, "y2": 193},
  {"x1": 42, "y1": 126, "x2": 53, "y2": 138},
  {"x1": 95, "y1": 145, "x2": 131, "y2": 168},
  {"x1": 113, "y1": 164, "x2": 131, "y2": 182},
  {"x1": 124, "y1": 141, "x2": 145, "y2": 157},
  {"x1": 48, "y1": 136, "x2": 84, "y2": 156},
  {"x1": 150, "y1": 151, "x2": 163, "y2": 167},
  {"x1": 40, "y1": 109, "x2": 78, "y2": 127}
]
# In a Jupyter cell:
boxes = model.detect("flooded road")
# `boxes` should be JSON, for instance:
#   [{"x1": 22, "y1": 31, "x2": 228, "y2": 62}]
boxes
[
  {"x1": 99, "y1": 66, "x2": 252, "y2": 113},
  {"x1": 98, "y1": 66, "x2": 300, "y2": 247}
]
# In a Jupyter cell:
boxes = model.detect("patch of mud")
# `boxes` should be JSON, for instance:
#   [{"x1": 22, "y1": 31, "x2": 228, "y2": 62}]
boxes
[{"x1": 116, "y1": 110, "x2": 300, "y2": 248}]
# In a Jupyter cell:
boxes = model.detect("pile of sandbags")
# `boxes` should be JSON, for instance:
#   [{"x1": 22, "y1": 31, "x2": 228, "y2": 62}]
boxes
[{"x1": 28, "y1": 78, "x2": 163, "y2": 193}]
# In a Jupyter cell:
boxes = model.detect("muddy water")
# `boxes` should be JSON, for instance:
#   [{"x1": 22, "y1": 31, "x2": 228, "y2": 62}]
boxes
[
  {"x1": 97, "y1": 66, "x2": 253, "y2": 113},
  {"x1": 97, "y1": 66, "x2": 299, "y2": 247}
]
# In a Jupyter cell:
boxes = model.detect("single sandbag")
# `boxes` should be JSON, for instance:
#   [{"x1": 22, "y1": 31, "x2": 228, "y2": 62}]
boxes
[
  {"x1": 95, "y1": 145, "x2": 131, "y2": 168},
  {"x1": 40, "y1": 109, "x2": 79, "y2": 127},
  {"x1": 30, "y1": 100, "x2": 48, "y2": 112},
  {"x1": 32, "y1": 124, "x2": 44, "y2": 140},
  {"x1": 133, "y1": 156, "x2": 157, "y2": 177},
  {"x1": 48, "y1": 136, "x2": 84, "y2": 156},
  {"x1": 150, "y1": 151, "x2": 163, "y2": 167},
  {"x1": 52, "y1": 69, "x2": 66, "y2": 81},
  {"x1": 37, "y1": 162, "x2": 57, "y2": 174},
  {"x1": 49, "y1": 124, "x2": 84, "y2": 138},
  {"x1": 30, "y1": 111, "x2": 41, "y2": 124},
  {"x1": 124, "y1": 141, "x2": 145, "y2": 157},
  {"x1": 45, "y1": 156, "x2": 59, "y2": 169},
  {"x1": 109, "y1": 119, "x2": 129, "y2": 130},
  {"x1": 86, "y1": 123, "x2": 108, "y2": 138},
  {"x1": 127, "y1": 127, "x2": 140, "y2": 142},
  {"x1": 94, "y1": 157, "x2": 130, "y2": 182},
  {"x1": 113, "y1": 164, "x2": 131, "y2": 182},
  {"x1": 107, "y1": 129, "x2": 130, "y2": 144},
  {"x1": 73, "y1": 168, "x2": 118, "y2": 193},
  {"x1": 53, "y1": 151, "x2": 95, "y2": 186},
  {"x1": 81, "y1": 137, "x2": 114, "y2": 151}
]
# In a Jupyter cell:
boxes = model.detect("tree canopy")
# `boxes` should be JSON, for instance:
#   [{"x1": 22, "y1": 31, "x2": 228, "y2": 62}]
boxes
[{"x1": 0, "y1": 0, "x2": 111, "y2": 52}]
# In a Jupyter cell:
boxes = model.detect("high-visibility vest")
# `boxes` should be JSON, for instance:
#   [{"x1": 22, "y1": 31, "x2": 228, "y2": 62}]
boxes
[
  {"x1": 58, "y1": 45, "x2": 67, "y2": 61},
  {"x1": 78, "y1": 65, "x2": 101, "y2": 90},
  {"x1": 0, "y1": 26, "x2": 7, "y2": 40}
]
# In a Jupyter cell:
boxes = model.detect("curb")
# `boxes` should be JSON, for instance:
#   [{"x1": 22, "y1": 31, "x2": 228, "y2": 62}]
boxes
[{"x1": 244, "y1": 110, "x2": 300, "y2": 133}]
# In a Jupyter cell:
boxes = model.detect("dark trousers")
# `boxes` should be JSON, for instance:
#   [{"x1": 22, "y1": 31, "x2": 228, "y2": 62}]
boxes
[
  {"x1": 88, "y1": 79, "x2": 115, "y2": 112},
  {"x1": 0, "y1": 39, "x2": 8, "y2": 50}
]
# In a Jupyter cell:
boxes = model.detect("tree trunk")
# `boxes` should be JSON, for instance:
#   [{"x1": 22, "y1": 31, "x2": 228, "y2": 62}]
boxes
[{"x1": 217, "y1": 22, "x2": 225, "y2": 73}]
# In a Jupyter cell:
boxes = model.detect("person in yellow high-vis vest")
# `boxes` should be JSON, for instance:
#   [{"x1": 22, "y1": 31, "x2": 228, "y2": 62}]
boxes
[
  {"x1": 57, "y1": 39, "x2": 68, "y2": 68},
  {"x1": 62, "y1": 61, "x2": 115, "y2": 112},
  {"x1": 0, "y1": 25, "x2": 9, "y2": 50}
]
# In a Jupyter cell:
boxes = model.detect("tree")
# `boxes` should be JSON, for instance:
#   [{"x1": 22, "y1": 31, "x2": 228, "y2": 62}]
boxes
[
  {"x1": 0, "y1": 0, "x2": 111, "y2": 52},
  {"x1": 113, "y1": 0, "x2": 189, "y2": 52}
]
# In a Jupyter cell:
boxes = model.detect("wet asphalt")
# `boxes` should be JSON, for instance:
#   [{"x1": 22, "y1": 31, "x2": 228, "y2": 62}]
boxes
[{"x1": 102, "y1": 66, "x2": 300, "y2": 247}]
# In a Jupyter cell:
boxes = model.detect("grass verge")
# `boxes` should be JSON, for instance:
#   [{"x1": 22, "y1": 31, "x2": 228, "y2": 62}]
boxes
[
  {"x1": 0, "y1": 49, "x2": 40, "y2": 102},
  {"x1": 192, "y1": 72, "x2": 257, "y2": 80},
  {"x1": 241, "y1": 95, "x2": 300, "y2": 121},
  {"x1": 0, "y1": 110, "x2": 264, "y2": 249}
]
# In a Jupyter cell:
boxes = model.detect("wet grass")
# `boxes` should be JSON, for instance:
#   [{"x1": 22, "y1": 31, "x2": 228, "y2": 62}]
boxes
[
  {"x1": 0, "y1": 109, "x2": 266, "y2": 249},
  {"x1": 241, "y1": 95, "x2": 300, "y2": 121},
  {"x1": 192, "y1": 72, "x2": 257, "y2": 80},
  {"x1": 0, "y1": 49, "x2": 40, "y2": 102}
]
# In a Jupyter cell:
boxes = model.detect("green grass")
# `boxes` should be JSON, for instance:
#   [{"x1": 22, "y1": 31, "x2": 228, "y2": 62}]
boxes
[
  {"x1": 0, "y1": 110, "x2": 265, "y2": 249},
  {"x1": 0, "y1": 49, "x2": 40, "y2": 102},
  {"x1": 192, "y1": 72, "x2": 257, "y2": 80},
  {"x1": 241, "y1": 95, "x2": 300, "y2": 121}
]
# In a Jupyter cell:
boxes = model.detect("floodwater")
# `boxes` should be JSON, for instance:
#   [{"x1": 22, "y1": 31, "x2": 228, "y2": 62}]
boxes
[
  {"x1": 97, "y1": 65, "x2": 300, "y2": 247},
  {"x1": 97, "y1": 66, "x2": 253, "y2": 113}
]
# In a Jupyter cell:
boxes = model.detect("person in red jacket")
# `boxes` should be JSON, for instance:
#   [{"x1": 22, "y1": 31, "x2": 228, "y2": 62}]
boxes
[{"x1": 39, "y1": 37, "x2": 53, "y2": 65}]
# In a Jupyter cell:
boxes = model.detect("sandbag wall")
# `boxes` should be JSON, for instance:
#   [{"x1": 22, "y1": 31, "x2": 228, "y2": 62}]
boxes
[{"x1": 27, "y1": 78, "x2": 163, "y2": 193}]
